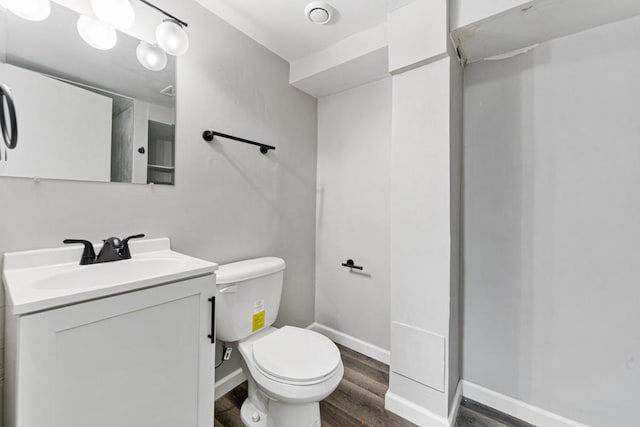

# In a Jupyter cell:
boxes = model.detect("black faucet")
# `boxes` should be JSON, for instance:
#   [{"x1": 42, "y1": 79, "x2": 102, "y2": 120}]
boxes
[
  {"x1": 97, "y1": 237, "x2": 124, "y2": 263},
  {"x1": 62, "y1": 239, "x2": 96, "y2": 265},
  {"x1": 64, "y1": 234, "x2": 145, "y2": 265}
]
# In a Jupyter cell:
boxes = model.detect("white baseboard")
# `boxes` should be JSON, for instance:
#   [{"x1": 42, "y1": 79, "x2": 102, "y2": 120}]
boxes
[
  {"x1": 214, "y1": 368, "x2": 246, "y2": 401},
  {"x1": 383, "y1": 380, "x2": 462, "y2": 427},
  {"x1": 462, "y1": 381, "x2": 589, "y2": 427},
  {"x1": 385, "y1": 391, "x2": 450, "y2": 427},
  {"x1": 307, "y1": 322, "x2": 391, "y2": 365}
]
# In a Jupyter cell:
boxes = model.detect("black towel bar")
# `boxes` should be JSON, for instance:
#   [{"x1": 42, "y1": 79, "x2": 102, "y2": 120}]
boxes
[
  {"x1": 202, "y1": 130, "x2": 275, "y2": 154},
  {"x1": 341, "y1": 259, "x2": 363, "y2": 271}
]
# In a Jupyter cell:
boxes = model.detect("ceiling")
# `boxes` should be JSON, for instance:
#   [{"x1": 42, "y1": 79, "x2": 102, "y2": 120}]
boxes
[
  {"x1": 195, "y1": 0, "x2": 390, "y2": 61},
  {"x1": 453, "y1": 0, "x2": 640, "y2": 63}
]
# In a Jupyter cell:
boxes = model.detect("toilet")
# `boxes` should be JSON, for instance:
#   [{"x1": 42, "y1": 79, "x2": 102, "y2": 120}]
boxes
[{"x1": 216, "y1": 257, "x2": 344, "y2": 427}]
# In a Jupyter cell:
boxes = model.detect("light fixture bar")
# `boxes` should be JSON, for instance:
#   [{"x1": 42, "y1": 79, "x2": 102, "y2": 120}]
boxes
[{"x1": 136, "y1": 0, "x2": 188, "y2": 27}]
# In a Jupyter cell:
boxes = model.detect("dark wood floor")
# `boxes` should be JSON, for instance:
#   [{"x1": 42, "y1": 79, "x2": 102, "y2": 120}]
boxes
[
  {"x1": 456, "y1": 399, "x2": 535, "y2": 427},
  {"x1": 214, "y1": 345, "x2": 533, "y2": 427}
]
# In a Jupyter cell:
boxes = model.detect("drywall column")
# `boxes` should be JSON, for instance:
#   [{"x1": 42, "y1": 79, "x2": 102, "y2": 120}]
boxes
[{"x1": 385, "y1": 0, "x2": 462, "y2": 425}]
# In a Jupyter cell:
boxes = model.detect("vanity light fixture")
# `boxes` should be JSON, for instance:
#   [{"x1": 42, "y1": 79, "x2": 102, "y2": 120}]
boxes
[
  {"x1": 4, "y1": 0, "x2": 189, "y2": 66},
  {"x1": 7, "y1": 0, "x2": 51, "y2": 22},
  {"x1": 155, "y1": 19, "x2": 189, "y2": 56},
  {"x1": 77, "y1": 15, "x2": 118, "y2": 51},
  {"x1": 136, "y1": 41, "x2": 168, "y2": 71},
  {"x1": 136, "y1": 0, "x2": 190, "y2": 57},
  {"x1": 91, "y1": 0, "x2": 135, "y2": 30}
]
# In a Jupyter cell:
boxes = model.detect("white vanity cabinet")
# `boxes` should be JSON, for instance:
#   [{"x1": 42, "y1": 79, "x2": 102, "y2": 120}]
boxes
[{"x1": 3, "y1": 238, "x2": 217, "y2": 427}]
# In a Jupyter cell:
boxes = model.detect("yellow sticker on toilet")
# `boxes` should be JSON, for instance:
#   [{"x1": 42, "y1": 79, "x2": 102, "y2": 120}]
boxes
[
  {"x1": 252, "y1": 310, "x2": 265, "y2": 332},
  {"x1": 252, "y1": 300, "x2": 265, "y2": 332}
]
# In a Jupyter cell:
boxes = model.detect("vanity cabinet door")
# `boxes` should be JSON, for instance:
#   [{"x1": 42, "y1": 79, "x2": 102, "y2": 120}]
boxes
[{"x1": 14, "y1": 275, "x2": 215, "y2": 427}]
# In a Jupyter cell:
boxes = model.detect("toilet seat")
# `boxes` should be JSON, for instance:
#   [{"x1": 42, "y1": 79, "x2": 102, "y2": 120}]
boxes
[
  {"x1": 238, "y1": 326, "x2": 344, "y2": 404},
  {"x1": 252, "y1": 326, "x2": 341, "y2": 385}
]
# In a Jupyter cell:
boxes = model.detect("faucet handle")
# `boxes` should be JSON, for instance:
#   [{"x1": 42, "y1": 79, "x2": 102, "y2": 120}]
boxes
[
  {"x1": 120, "y1": 234, "x2": 145, "y2": 259},
  {"x1": 103, "y1": 237, "x2": 123, "y2": 249},
  {"x1": 63, "y1": 239, "x2": 96, "y2": 265}
]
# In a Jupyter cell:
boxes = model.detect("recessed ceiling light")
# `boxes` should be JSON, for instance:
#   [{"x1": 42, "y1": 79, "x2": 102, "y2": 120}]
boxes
[{"x1": 305, "y1": 1, "x2": 333, "y2": 25}]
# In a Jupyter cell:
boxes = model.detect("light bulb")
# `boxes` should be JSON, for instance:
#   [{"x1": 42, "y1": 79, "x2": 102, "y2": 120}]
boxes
[
  {"x1": 156, "y1": 19, "x2": 189, "y2": 56},
  {"x1": 91, "y1": 0, "x2": 134, "y2": 30},
  {"x1": 77, "y1": 15, "x2": 117, "y2": 50},
  {"x1": 136, "y1": 41, "x2": 168, "y2": 71},
  {"x1": 8, "y1": 0, "x2": 51, "y2": 21}
]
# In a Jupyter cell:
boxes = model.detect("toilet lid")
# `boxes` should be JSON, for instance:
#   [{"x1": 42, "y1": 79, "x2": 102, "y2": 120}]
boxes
[{"x1": 252, "y1": 326, "x2": 341, "y2": 384}]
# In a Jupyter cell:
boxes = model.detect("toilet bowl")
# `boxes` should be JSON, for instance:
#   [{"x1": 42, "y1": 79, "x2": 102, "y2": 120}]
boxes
[{"x1": 215, "y1": 258, "x2": 343, "y2": 427}]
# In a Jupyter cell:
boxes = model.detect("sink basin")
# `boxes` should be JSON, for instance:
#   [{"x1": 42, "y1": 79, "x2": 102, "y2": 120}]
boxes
[
  {"x1": 32, "y1": 257, "x2": 191, "y2": 291},
  {"x1": 3, "y1": 238, "x2": 217, "y2": 315}
]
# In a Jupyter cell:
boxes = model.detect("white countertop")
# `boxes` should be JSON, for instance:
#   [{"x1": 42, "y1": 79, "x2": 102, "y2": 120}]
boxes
[{"x1": 3, "y1": 238, "x2": 218, "y2": 315}]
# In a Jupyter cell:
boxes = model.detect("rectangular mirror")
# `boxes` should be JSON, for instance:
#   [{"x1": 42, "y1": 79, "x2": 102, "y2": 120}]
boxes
[{"x1": 0, "y1": 1, "x2": 176, "y2": 185}]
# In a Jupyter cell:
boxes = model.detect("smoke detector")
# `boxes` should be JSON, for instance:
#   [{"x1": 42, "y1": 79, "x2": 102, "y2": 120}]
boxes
[{"x1": 305, "y1": 1, "x2": 333, "y2": 25}]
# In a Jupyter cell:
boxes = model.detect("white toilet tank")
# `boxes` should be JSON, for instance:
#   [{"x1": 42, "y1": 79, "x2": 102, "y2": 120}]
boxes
[{"x1": 215, "y1": 257, "x2": 286, "y2": 342}]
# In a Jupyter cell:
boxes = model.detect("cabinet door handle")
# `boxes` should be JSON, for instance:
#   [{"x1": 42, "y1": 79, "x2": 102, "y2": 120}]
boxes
[{"x1": 207, "y1": 297, "x2": 215, "y2": 344}]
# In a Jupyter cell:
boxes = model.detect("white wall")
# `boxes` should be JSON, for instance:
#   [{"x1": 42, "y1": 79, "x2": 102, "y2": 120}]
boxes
[
  {"x1": 0, "y1": 0, "x2": 317, "y2": 410},
  {"x1": 463, "y1": 16, "x2": 640, "y2": 426},
  {"x1": 315, "y1": 78, "x2": 391, "y2": 351},
  {"x1": 0, "y1": 63, "x2": 112, "y2": 182}
]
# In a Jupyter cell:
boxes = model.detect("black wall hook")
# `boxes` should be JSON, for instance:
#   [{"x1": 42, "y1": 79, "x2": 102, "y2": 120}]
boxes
[{"x1": 341, "y1": 259, "x2": 363, "y2": 271}]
